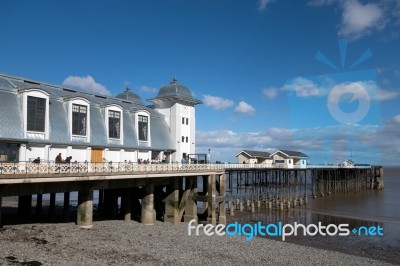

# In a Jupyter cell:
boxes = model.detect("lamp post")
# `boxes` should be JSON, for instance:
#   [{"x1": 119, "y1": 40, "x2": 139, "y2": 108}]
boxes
[{"x1": 208, "y1": 148, "x2": 211, "y2": 164}]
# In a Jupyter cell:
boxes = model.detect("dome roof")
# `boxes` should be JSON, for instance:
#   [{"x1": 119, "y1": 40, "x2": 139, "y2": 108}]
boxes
[
  {"x1": 156, "y1": 76, "x2": 194, "y2": 100},
  {"x1": 115, "y1": 88, "x2": 144, "y2": 105}
]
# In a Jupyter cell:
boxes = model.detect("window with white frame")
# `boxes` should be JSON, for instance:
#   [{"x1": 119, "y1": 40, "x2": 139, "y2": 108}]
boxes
[
  {"x1": 21, "y1": 89, "x2": 50, "y2": 139},
  {"x1": 134, "y1": 110, "x2": 150, "y2": 144},
  {"x1": 108, "y1": 110, "x2": 121, "y2": 139},
  {"x1": 66, "y1": 97, "x2": 90, "y2": 140},
  {"x1": 72, "y1": 104, "x2": 87, "y2": 135},
  {"x1": 138, "y1": 115, "x2": 148, "y2": 141},
  {"x1": 27, "y1": 96, "x2": 46, "y2": 132}
]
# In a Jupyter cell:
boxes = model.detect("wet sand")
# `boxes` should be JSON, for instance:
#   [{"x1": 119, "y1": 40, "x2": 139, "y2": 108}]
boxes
[
  {"x1": 227, "y1": 208, "x2": 400, "y2": 265},
  {"x1": 1, "y1": 197, "x2": 400, "y2": 265},
  {"x1": 0, "y1": 220, "x2": 397, "y2": 266}
]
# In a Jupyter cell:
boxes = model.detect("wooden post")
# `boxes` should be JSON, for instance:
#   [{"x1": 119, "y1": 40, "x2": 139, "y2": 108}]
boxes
[
  {"x1": 49, "y1": 193, "x2": 56, "y2": 221},
  {"x1": 202, "y1": 175, "x2": 209, "y2": 216},
  {"x1": 207, "y1": 174, "x2": 217, "y2": 225},
  {"x1": 183, "y1": 177, "x2": 198, "y2": 223},
  {"x1": 141, "y1": 182, "x2": 155, "y2": 225},
  {"x1": 379, "y1": 167, "x2": 384, "y2": 189},
  {"x1": 77, "y1": 187, "x2": 93, "y2": 228},
  {"x1": 164, "y1": 177, "x2": 180, "y2": 224},
  {"x1": 218, "y1": 174, "x2": 226, "y2": 225},
  {"x1": 63, "y1": 192, "x2": 70, "y2": 222}
]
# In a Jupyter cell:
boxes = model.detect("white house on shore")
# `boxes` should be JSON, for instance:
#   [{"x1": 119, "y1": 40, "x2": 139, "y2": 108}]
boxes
[
  {"x1": 235, "y1": 150, "x2": 272, "y2": 165},
  {"x1": 270, "y1": 150, "x2": 308, "y2": 168},
  {"x1": 236, "y1": 149, "x2": 309, "y2": 168},
  {"x1": 0, "y1": 73, "x2": 201, "y2": 163},
  {"x1": 342, "y1": 159, "x2": 355, "y2": 168}
]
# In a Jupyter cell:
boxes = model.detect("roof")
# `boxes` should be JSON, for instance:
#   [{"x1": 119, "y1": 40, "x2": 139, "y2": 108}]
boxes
[
  {"x1": 148, "y1": 76, "x2": 202, "y2": 105},
  {"x1": 115, "y1": 88, "x2": 144, "y2": 106},
  {"x1": 272, "y1": 149, "x2": 309, "y2": 158},
  {"x1": 0, "y1": 73, "x2": 174, "y2": 151},
  {"x1": 235, "y1": 150, "x2": 271, "y2": 158}
]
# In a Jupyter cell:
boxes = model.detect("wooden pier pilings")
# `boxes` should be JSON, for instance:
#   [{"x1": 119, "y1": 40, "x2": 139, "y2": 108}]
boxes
[
  {"x1": 225, "y1": 166, "x2": 383, "y2": 213},
  {"x1": 310, "y1": 166, "x2": 384, "y2": 197},
  {"x1": 0, "y1": 165, "x2": 383, "y2": 227}
]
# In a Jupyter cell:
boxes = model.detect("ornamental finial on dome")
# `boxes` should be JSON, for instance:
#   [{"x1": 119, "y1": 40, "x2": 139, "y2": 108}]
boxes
[
  {"x1": 171, "y1": 75, "x2": 178, "y2": 84},
  {"x1": 124, "y1": 86, "x2": 131, "y2": 99}
]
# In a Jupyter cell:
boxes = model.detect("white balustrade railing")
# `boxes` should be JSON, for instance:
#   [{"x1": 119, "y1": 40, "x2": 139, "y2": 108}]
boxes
[
  {"x1": 0, "y1": 161, "x2": 372, "y2": 175},
  {"x1": 0, "y1": 162, "x2": 227, "y2": 175}
]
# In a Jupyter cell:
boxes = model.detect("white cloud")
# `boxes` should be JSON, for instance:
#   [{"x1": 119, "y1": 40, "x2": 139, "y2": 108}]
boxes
[
  {"x1": 235, "y1": 101, "x2": 256, "y2": 115},
  {"x1": 377, "y1": 88, "x2": 400, "y2": 101},
  {"x1": 394, "y1": 114, "x2": 400, "y2": 123},
  {"x1": 262, "y1": 87, "x2": 278, "y2": 99},
  {"x1": 196, "y1": 120, "x2": 400, "y2": 165},
  {"x1": 63, "y1": 75, "x2": 110, "y2": 95},
  {"x1": 280, "y1": 77, "x2": 395, "y2": 103},
  {"x1": 327, "y1": 82, "x2": 370, "y2": 105},
  {"x1": 338, "y1": 0, "x2": 386, "y2": 40},
  {"x1": 203, "y1": 95, "x2": 234, "y2": 110},
  {"x1": 282, "y1": 77, "x2": 321, "y2": 97},
  {"x1": 140, "y1": 85, "x2": 158, "y2": 94},
  {"x1": 258, "y1": 0, "x2": 274, "y2": 12}
]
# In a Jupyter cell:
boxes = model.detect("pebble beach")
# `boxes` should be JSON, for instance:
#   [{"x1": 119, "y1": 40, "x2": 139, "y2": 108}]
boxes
[{"x1": 0, "y1": 220, "x2": 397, "y2": 266}]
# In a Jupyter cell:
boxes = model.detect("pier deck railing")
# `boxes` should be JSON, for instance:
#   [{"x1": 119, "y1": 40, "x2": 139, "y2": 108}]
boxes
[
  {"x1": 0, "y1": 161, "x2": 227, "y2": 175},
  {"x1": 0, "y1": 162, "x2": 372, "y2": 175}
]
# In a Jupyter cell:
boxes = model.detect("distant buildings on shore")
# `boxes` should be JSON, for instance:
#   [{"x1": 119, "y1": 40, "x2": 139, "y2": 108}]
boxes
[
  {"x1": 235, "y1": 150, "x2": 369, "y2": 168},
  {"x1": 235, "y1": 149, "x2": 308, "y2": 168}
]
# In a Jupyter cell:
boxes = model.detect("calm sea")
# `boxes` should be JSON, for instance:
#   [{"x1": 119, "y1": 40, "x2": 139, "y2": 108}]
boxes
[
  {"x1": 305, "y1": 166, "x2": 400, "y2": 224},
  {"x1": 229, "y1": 166, "x2": 400, "y2": 264}
]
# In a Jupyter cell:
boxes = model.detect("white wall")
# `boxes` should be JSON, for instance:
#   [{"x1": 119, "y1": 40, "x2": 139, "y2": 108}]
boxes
[
  {"x1": 68, "y1": 147, "x2": 88, "y2": 163},
  {"x1": 138, "y1": 151, "x2": 149, "y2": 161},
  {"x1": 25, "y1": 144, "x2": 45, "y2": 162},
  {"x1": 120, "y1": 149, "x2": 137, "y2": 162},
  {"x1": 49, "y1": 147, "x2": 67, "y2": 162},
  {"x1": 105, "y1": 149, "x2": 120, "y2": 163}
]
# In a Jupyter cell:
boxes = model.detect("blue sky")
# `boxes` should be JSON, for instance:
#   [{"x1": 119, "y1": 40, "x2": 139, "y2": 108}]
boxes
[{"x1": 1, "y1": 0, "x2": 399, "y2": 165}]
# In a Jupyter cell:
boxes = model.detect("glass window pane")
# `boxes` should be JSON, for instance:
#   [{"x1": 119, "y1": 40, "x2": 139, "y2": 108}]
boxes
[
  {"x1": 72, "y1": 104, "x2": 87, "y2": 135},
  {"x1": 27, "y1": 96, "x2": 46, "y2": 132},
  {"x1": 138, "y1": 115, "x2": 148, "y2": 141},
  {"x1": 109, "y1": 110, "x2": 120, "y2": 138}
]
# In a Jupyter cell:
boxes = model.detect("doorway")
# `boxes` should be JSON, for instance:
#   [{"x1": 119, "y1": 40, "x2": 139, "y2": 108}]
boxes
[{"x1": 91, "y1": 148, "x2": 103, "y2": 163}]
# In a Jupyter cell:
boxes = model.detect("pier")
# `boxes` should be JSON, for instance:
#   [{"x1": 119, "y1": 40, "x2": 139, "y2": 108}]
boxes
[
  {"x1": 225, "y1": 165, "x2": 383, "y2": 213},
  {"x1": 0, "y1": 162, "x2": 383, "y2": 227}
]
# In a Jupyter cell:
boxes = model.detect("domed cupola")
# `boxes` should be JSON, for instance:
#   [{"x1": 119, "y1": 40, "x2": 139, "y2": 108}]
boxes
[
  {"x1": 115, "y1": 87, "x2": 144, "y2": 106},
  {"x1": 148, "y1": 76, "x2": 202, "y2": 106}
]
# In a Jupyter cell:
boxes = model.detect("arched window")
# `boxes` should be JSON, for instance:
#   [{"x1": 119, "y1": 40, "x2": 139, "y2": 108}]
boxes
[
  {"x1": 104, "y1": 104, "x2": 124, "y2": 143},
  {"x1": 20, "y1": 89, "x2": 50, "y2": 139},
  {"x1": 134, "y1": 110, "x2": 150, "y2": 144},
  {"x1": 65, "y1": 97, "x2": 90, "y2": 141},
  {"x1": 138, "y1": 115, "x2": 148, "y2": 141}
]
